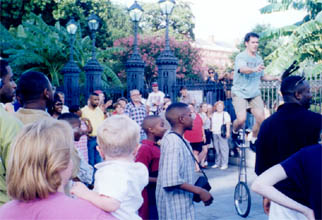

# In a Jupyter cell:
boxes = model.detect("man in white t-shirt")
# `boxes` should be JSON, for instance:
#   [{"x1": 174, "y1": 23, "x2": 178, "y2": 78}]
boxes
[{"x1": 147, "y1": 82, "x2": 165, "y2": 115}]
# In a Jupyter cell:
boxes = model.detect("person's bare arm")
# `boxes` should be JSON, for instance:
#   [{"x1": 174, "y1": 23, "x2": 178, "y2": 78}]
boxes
[
  {"x1": 178, "y1": 183, "x2": 213, "y2": 206},
  {"x1": 251, "y1": 165, "x2": 315, "y2": 220},
  {"x1": 81, "y1": 118, "x2": 93, "y2": 135},
  {"x1": 261, "y1": 74, "x2": 280, "y2": 81},
  {"x1": 71, "y1": 182, "x2": 120, "y2": 212}
]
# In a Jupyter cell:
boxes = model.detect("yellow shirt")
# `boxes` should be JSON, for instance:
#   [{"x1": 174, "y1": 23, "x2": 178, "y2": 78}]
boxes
[
  {"x1": 0, "y1": 106, "x2": 23, "y2": 205},
  {"x1": 81, "y1": 106, "x2": 104, "y2": 137}
]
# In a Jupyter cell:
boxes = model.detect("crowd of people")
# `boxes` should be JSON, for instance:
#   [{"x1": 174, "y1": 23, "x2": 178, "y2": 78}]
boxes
[{"x1": 0, "y1": 31, "x2": 321, "y2": 220}]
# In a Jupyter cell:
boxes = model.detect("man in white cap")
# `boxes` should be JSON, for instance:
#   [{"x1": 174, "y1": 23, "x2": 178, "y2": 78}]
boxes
[{"x1": 147, "y1": 82, "x2": 165, "y2": 115}]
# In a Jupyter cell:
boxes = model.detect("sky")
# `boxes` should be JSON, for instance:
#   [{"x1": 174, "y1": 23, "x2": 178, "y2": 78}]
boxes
[{"x1": 112, "y1": 0, "x2": 306, "y2": 44}]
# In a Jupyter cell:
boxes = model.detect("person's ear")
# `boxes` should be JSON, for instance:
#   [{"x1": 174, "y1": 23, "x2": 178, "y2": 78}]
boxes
[
  {"x1": 294, "y1": 91, "x2": 302, "y2": 100},
  {"x1": 43, "y1": 88, "x2": 50, "y2": 99},
  {"x1": 148, "y1": 127, "x2": 154, "y2": 134}
]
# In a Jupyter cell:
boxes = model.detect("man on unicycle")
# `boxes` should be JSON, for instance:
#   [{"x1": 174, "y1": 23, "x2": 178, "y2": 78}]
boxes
[{"x1": 231, "y1": 32, "x2": 278, "y2": 151}]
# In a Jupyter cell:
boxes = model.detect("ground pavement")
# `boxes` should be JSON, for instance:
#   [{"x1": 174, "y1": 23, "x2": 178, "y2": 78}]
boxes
[{"x1": 194, "y1": 165, "x2": 267, "y2": 220}]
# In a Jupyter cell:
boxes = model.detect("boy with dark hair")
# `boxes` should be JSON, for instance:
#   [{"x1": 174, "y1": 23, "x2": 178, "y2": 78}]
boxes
[
  {"x1": 136, "y1": 115, "x2": 167, "y2": 220},
  {"x1": 156, "y1": 103, "x2": 213, "y2": 220},
  {"x1": 58, "y1": 113, "x2": 93, "y2": 186}
]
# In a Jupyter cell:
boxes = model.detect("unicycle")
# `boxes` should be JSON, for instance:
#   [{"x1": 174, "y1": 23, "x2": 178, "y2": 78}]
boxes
[{"x1": 234, "y1": 126, "x2": 251, "y2": 217}]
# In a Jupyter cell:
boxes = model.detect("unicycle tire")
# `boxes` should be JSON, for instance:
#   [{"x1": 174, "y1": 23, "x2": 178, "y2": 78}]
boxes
[{"x1": 234, "y1": 182, "x2": 251, "y2": 217}]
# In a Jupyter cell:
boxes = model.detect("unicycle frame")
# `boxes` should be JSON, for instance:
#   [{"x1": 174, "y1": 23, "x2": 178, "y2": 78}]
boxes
[{"x1": 234, "y1": 126, "x2": 251, "y2": 218}]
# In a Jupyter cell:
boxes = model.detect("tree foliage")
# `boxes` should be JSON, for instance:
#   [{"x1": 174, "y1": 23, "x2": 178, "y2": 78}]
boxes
[
  {"x1": 0, "y1": 14, "x2": 122, "y2": 87},
  {"x1": 260, "y1": 0, "x2": 322, "y2": 76},
  {"x1": 140, "y1": 0, "x2": 195, "y2": 40},
  {"x1": 229, "y1": 24, "x2": 282, "y2": 68}
]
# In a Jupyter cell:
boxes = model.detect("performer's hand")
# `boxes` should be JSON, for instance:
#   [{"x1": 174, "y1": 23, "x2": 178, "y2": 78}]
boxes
[{"x1": 255, "y1": 64, "x2": 265, "y2": 73}]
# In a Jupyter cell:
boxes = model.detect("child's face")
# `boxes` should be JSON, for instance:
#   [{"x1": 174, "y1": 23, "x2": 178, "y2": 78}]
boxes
[
  {"x1": 182, "y1": 107, "x2": 193, "y2": 130},
  {"x1": 70, "y1": 119, "x2": 82, "y2": 141},
  {"x1": 152, "y1": 118, "x2": 167, "y2": 140}
]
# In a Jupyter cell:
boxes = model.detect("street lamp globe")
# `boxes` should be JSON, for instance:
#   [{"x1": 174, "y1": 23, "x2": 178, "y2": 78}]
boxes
[
  {"x1": 66, "y1": 19, "x2": 77, "y2": 35},
  {"x1": 158, "y1": 0, "x2": 175, "y2": 15},
  {"x1": 88, "y1": 13, "x2": 99, "y2": 31},
  {"x1": 129, "y1": 1, "x2": 144, "y2": 22}
]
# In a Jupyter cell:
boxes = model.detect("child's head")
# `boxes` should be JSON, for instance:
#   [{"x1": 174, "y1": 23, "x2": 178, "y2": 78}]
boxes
[
  {"x1": 165, "y1": 102, "x2": 193, "y2": 131},
  {"x1": 58, "y1": 113, "x2": 82, "y2": 141},
  {"x1": 113, "y1": 102, "x2": 124, "y2": 115},
  {"x1": 69, "y1": 105, "x2": 82, "y2": 117},
  {"x1": 142, "y1": 116, "x2": 167, "y2": 141},
  {"x1": 97, "y1": 115, "x2": 140, "y2": 159}
]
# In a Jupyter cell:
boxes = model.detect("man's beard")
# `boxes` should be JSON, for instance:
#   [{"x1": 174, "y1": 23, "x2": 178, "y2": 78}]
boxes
[{"x1": 0, "y1": 93, "x2": 13, "y2": 103}]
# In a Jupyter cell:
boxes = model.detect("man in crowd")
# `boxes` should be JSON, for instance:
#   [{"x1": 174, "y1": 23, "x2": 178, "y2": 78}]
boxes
[
  {"x1": 255, "y1": 75, "x2": 322, "y2": 218},
  {"x1": 0, "y1": 59, "x2": 22, "y2": 205},
  {"x1": 124, "y1": 89, "x2": 147, "y2": 141},
  {"x1": 81, "y1": 92, "x2": 105, "y2": 166},
  {"x1": 231, "y1": 32, "x2": 279, "y2": 149},
  {"x1": 14, "y1": 71, "x2": 54, "y2": 124},
  {"x1": 179, "y1": 86, "x2": 195, "y2": 105},
  {"x1": 57, "y1": 91, "x2": 69, "y2": 113},
  {"x1": 146, "y1": 82, "x2": 165, "y2": 116}
]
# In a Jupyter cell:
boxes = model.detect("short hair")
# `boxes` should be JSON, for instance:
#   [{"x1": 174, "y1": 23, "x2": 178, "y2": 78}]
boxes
[
  {"x1": 280, "y1": 75, "x2": 306, "y2": 96},
  {"x1": 180, "y1": 86, "x2": 187, "y2": 91},
  {"x1": 117, "y1": 97, "x2": 128, "y2": 103},
  {"x1": 58, "y1": 112, "x2": 79, "y2": 121},
  {"x1": 244, "y1": 32, "x2": 259, "y2": 42},
  {"x1": 57, "y1": 91, "x2": 65, "y2": 97},
  {"x1": 90, "y1": 92, "x2": 99, "y2": 97},
  {"x1": 69, "y1": 105, "x2": 80, "y2": 113},
  {"x1": 6, "y1": 118, "x2": 73, "y2": 201},
  {"x1": 97, "y1": 115, "x2": 140, "y2": 158},
  {"x1": 130, "y1": 89, "x2": 140, "y2": 96},
  {"x1": 0, "y1": 59, "x2": 9, "y2": 78},
  {"x1": 17, "y1": 71, "x2": 50, "y2": 103},
  {"x1": 208, "y1": 68, "x2": 215, "y2": 73},
  {"x1": 142, "y1": 115, "x2": 160, "y2": 134},
  {"x1": 214, "y1": 100, "x2": 224, "y2": 111},
  {"x1": 165, "y1": 102, "x2": 188, "y2": 127}
]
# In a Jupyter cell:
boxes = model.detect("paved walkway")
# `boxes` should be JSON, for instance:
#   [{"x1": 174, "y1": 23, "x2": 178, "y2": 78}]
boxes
[{"x1": 194, "y1": 164, "x2": 267, "y2": 220}]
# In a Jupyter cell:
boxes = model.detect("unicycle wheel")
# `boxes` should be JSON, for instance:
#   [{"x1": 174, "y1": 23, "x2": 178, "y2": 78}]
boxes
[{"x1": 234, "y1": 182, "x2": 251, "y2": 217}]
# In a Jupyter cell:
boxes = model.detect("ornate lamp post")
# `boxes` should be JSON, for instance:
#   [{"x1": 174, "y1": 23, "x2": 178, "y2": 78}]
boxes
[
  {"x1": 157, "y1": 0, "x2": 178, "y2": 101},
  {"x1": 84, "y1": 13, "x2": 103, "y2": 98},
  {"x1": 61, "y1": 18, "x2": 81, "y2": 106},
  {"x1": 126, "y1": 1, "x2": 145, "y2": 98}
]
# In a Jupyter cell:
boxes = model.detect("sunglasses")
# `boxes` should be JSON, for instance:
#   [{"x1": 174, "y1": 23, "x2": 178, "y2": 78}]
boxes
[{"x1": 55, "y1": 102, "x2": 63, "y2": 106}]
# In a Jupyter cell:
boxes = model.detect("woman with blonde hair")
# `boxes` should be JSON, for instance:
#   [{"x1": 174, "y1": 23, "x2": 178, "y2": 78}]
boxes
[
  {"x1": 0, "y1": 118, "x2": 115, "y2": 219},
  {"x1": 211, "y1": 101, "x2": 231, "y2": 170}
]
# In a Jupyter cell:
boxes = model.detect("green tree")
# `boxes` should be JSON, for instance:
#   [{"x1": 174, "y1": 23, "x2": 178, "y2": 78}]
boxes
[
  {"x1": 228, "y1": 24, "x2": 282, "y2": 69},
  {"x1": 140, "y1": 0, "x2": 195, "y2": 40},
  {"x1": 0, "y1": 14, "x2": 122, "y2": 87},
  {"x1": 260, "y1": 0, "x2": 322, "y2": 76}
]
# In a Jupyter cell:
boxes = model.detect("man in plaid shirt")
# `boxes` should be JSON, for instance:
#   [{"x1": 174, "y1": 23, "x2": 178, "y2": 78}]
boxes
[{"x1": 124, "y1": 89, "x2": 147, "y2": 140}]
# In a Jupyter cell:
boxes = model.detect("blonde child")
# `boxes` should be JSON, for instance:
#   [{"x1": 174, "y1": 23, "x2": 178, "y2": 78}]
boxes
[{"x1": 71, "y1": 115, "x2": 149, "y2": 220}]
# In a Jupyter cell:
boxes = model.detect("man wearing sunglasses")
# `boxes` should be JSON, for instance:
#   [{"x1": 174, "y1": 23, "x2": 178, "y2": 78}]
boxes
[{"x1": 255, "y1": 75, "x2": 322, "y2": 219}]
